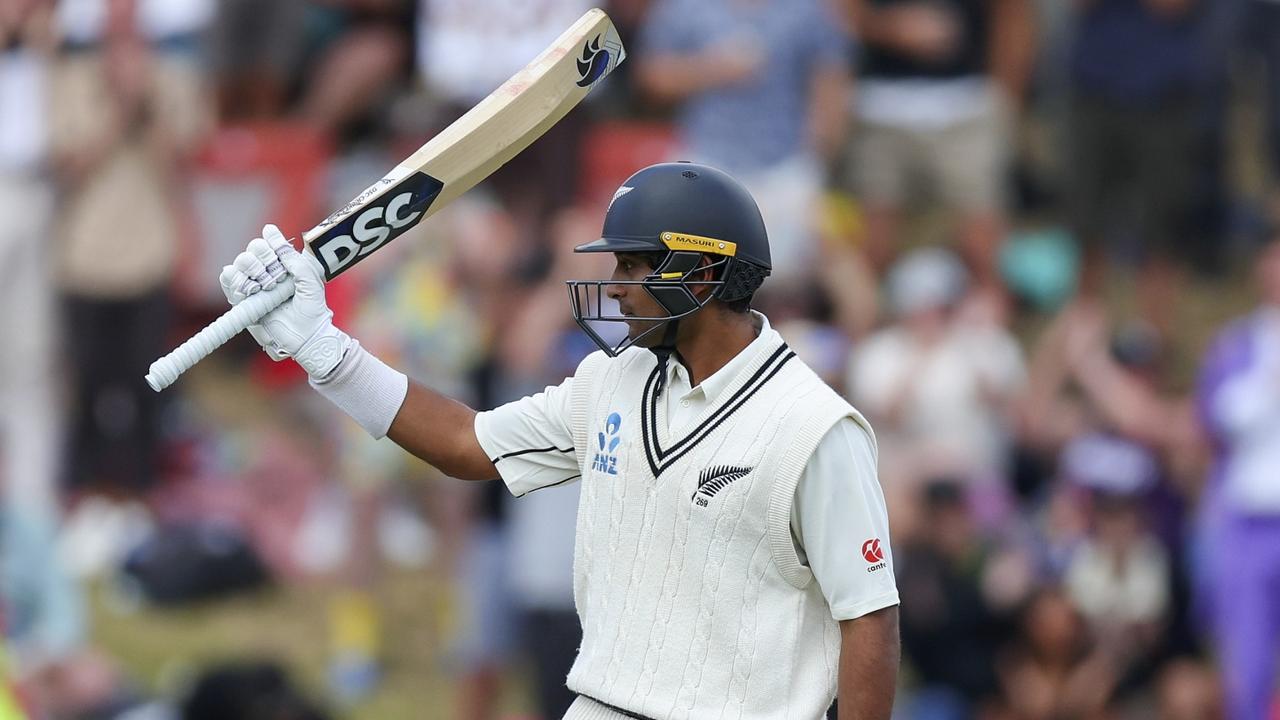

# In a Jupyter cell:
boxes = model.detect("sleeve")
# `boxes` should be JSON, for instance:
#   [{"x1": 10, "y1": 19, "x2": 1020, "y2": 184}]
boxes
[
  {"x1": 790, "y1": 417, "x2": 900, "y2": 621},
  {"x1": 1201, "y1": 327, "x2": 1280, "y2": 440},
  {"x1": 474, "y1": 376, "x2": 581, "y2": 498}
]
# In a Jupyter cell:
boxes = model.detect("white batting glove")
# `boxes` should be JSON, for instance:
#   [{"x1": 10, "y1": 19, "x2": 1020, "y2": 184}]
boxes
[{"x1": 219, "y1": 224, "x2": 353, "y2": 379}]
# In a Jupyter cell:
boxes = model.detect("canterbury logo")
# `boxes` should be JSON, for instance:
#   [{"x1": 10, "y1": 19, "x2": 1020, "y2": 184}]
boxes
[
  {"x1": 576, "y1": 34, "x2": 610, "y2": 87},
  {"x1": 692, "y1": 465, "x2": 752, "y2": 506}
]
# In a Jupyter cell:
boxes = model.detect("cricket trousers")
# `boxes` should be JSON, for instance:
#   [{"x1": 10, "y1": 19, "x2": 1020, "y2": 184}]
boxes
[{"x1": 1213, "y1": 512, "x2": 1280, "y2": 720}]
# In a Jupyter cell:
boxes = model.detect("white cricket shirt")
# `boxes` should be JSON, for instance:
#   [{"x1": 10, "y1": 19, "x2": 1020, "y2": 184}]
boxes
[{"x1": 475, "y1": 315, "x2": 898, "y2": 622}]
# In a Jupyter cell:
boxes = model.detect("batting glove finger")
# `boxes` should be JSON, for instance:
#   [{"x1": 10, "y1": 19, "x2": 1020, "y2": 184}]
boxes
[
  {"x1": 233, "y1": 249, "x2": 273, "y2": 292},
  {"x1": 247, "y1": 236, "x2": 288, "y2": 288},
  {"x1": 220, "y1": 263, "x2": 263, "y2": 305},
  {"x1": 219, "y1": 263, "x2": 289, "y2": 361}
]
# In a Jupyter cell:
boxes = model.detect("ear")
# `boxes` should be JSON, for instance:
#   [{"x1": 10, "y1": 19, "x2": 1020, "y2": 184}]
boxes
[{"x1": 690, "y1": 255, "x2": 718, "y2": 300}]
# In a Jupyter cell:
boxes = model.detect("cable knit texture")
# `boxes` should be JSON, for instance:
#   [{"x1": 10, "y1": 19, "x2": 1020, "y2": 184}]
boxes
[{"x1": 565, "y1": 330, "x2": 871, "y2": 719}]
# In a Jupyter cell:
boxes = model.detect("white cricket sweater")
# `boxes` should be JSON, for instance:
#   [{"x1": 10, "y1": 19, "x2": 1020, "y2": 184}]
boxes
[{"x1": 562, "y1": 332, "x2": 869, "y2": 719}]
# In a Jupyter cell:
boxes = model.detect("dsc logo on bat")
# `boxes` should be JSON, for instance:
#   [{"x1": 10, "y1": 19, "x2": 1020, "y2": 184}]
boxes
[{"x1": 311, "y1": 171, "x2": 444, "y2": 279}]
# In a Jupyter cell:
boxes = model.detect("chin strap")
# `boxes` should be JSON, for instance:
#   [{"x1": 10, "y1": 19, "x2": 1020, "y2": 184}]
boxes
[{"x1": 650, "y1": 319, "x2": 681, "y2": 395}]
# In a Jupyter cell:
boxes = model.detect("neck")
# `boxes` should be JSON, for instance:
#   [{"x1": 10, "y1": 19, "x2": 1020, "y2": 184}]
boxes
[{"x1": 673, "y1": 309, "x2": 761, "y2": 386}]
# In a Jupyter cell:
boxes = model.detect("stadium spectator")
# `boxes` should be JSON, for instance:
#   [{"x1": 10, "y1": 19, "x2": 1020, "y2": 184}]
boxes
[
  {"x1": 1065, "y1": 0, "x2": 1209, "y2": 332},
  {"x1": 50, "y1": 0, "x2": 212, "y2": 495},
  {"x1": 897, "y1": 480, "x2": 1018, "y2": 720},
  {"x1": 1063, "y1": 491, "x2": 1172, "y2": 701},
  {"x1": 635, "y1": 0, "x2": 852, "y2": 289},
  {"x1": 1196, "y1": 236, "x2": 1280, "y2": 720},
  {"x1": 0, "y1": 0, "x2": 59, "y2": 519},
  {"x1": 2, "y1": 505, "x2": 147, "y2": 717},
  {"x1": 847, "y1": 247, "x2": 1025, "y2": 532},
  {"x1": 210, "y1": 0, "x2": 307, "y2": 121},
  {"x1": 297, "y1": 0, "x2": 413, "y2": 137},
  {"x1": 995, "y1": 587, "x2": 1122, "y2": 720},
  {"x1": 840, "y1": 0, "x2": 1035, "y2": 293},
  {"x1": 1227, "y1": 0, "x2": 1280, "y2": 228},
  {"x1": 416, "y1": 0, "x2": 597, "y2": 260}
]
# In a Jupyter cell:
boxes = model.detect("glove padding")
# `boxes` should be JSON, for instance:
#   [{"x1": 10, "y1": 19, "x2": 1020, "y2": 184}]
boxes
[{"x1": 219, "y1": 224, "x2": 352, "y2": 379}]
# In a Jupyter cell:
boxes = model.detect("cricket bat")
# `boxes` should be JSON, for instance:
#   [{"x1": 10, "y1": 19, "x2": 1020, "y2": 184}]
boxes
[{"x1": 146, "y1": 8, "x2": 625, "y2": 391}]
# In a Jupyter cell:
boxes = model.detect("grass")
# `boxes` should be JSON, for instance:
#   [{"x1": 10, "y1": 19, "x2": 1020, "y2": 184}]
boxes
[{"x1": 90, "y1": 567, "x2": 534, "y2": 720}]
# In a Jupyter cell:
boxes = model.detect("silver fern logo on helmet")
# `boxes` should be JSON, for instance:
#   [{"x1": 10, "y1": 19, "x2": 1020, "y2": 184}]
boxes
[{"x1": 608, "y1": 186, "x2": 633, "y2": 210}]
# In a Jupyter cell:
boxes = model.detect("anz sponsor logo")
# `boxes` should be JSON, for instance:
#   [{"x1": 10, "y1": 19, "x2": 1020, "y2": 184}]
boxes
[
  {"x1": 311, "y1": 171, "x2": 443, "y2": 279},
  {"x1": 591, "y1": 412, "x2": 622, "y2": 475}
]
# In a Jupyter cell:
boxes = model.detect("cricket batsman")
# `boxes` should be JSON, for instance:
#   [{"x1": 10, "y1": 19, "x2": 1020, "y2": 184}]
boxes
[{"x1": 220, "y1": 162, "x2": 900, "y2": 719}]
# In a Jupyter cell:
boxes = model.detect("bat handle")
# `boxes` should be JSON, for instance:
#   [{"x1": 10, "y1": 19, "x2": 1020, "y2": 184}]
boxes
[{"x1": 145, "y1": 278, "x2": 297, "y2": 392}]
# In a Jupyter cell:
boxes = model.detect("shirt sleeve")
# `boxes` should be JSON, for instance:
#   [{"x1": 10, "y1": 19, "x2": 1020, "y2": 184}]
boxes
[
  {"x1": 791, "y1": 417, "x2": 900, "y2": 621},
  {"x1": 474, "y1": 376, "x2": 581, "y2": 498}
]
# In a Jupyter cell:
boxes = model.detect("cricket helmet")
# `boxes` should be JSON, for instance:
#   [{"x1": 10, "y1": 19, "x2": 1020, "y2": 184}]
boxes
[{"x1": 566, "y1": 162, "x2": 771, "y2": 356}]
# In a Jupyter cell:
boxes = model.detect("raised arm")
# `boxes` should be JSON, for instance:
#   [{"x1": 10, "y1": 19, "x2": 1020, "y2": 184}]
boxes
[
  {"x1": 220, "y1": 225, "x2": 499, "y2": 479},
  {"x1": 385, "y1": 382, "x2": 497, "y2": 480}
]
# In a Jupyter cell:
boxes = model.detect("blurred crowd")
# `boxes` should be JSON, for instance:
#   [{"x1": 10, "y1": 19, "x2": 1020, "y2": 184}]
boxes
[{"x1": 3, "y1": 0, "x2": 1280, "y2": 719}]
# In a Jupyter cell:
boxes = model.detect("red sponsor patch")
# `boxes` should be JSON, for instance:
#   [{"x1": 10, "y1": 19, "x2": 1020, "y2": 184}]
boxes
[{"x1": 862, "y1": 538, "x2": 885, "y2": 564}]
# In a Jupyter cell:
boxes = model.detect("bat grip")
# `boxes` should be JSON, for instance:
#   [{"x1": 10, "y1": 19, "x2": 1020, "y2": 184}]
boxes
[{"x1": 145, "y1": 278, "x2": 297, "y2": 391}]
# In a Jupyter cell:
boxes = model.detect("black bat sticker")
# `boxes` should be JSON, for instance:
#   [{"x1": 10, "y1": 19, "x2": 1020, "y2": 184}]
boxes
[{"x1": 310, "y1": 171, "x2": 444, "y2": 280}]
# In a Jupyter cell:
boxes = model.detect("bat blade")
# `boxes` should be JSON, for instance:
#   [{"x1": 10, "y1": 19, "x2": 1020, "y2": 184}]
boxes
[
  {"x1": 306, "y1": 8, "x2": 625, "y2": 280},
  {"x1": 145, "y1": 8, "x2": 625, "y2": 391}
]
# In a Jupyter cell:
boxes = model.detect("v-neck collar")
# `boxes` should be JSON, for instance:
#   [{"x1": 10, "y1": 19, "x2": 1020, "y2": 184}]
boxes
[{"x1": 639, "y1": 313, "x2": 795, "y2": 477}]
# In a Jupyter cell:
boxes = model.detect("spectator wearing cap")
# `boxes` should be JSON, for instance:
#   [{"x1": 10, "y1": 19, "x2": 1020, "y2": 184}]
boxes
[
  {"x1": 1063, "y1": 491, "x2": 1172, "y2": 700},
  {"x1": 1196, "y1": 237, "x2": 1280, "y2": 720},
  {"x1": 848, "y1": 247, "x2": 1026, "y2": 532}
]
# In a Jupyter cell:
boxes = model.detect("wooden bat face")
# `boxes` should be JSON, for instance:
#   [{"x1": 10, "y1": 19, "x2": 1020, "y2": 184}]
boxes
[{"x1": 299, "y1": 9, "x2": 625, "y2": 281}]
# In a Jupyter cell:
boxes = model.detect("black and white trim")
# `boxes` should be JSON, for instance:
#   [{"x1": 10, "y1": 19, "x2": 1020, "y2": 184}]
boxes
[
  {"x1": 491, "y1": 445, "x2": 575, "y2": 464},
  {"x1": 640, "y1": 343, "x2": 796, "y2": 477}
]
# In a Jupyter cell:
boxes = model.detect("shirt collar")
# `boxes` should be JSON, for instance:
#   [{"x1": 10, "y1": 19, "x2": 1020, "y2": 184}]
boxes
[{"x1": 665, "y1": 311, "x2": 780, "y2": 403}]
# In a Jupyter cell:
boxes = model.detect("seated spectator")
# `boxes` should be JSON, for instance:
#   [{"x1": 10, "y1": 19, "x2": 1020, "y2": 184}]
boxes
[
  {"x1": 848, "y1": 248, "x2": 1025, "y2": 530},
  {"x1": 1064, "y1": 491, "x2": 1171, "y2": 698},
  {"x1": 898, "y1": 480, "x2": 1026, "y2": 720},
  {"x1": 995, "y1": 587, "x2": 1120, "y2": 720}
]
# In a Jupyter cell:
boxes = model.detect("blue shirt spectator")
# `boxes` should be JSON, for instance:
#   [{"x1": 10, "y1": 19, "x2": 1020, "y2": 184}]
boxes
[{"x1": 638, "y1": 0, "x2": 851, "y2": 173}]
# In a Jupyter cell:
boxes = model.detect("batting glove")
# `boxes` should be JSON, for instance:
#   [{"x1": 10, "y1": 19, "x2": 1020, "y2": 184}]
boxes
[{"x1": 219, "y1": 224, "x2": 353, "y2": 379}]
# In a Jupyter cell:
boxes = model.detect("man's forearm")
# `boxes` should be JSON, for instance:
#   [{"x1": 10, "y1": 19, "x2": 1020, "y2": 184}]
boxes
[
  {"x1": 838, "y1": 606, "x2": 900, "y2": 720},
  {"x1": 386, "y1": 381, "x2": 499, "y2": 481}
]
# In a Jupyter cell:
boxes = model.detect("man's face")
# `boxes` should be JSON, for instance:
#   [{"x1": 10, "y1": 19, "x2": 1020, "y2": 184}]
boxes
[{"x1": 606, "y1": 252, "x2": 670, "y2": 347}]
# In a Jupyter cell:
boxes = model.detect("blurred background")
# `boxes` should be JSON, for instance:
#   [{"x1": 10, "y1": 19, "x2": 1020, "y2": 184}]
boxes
[{"x1": 2, "y1": 0, "x2": 1279, "y2": 718}]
